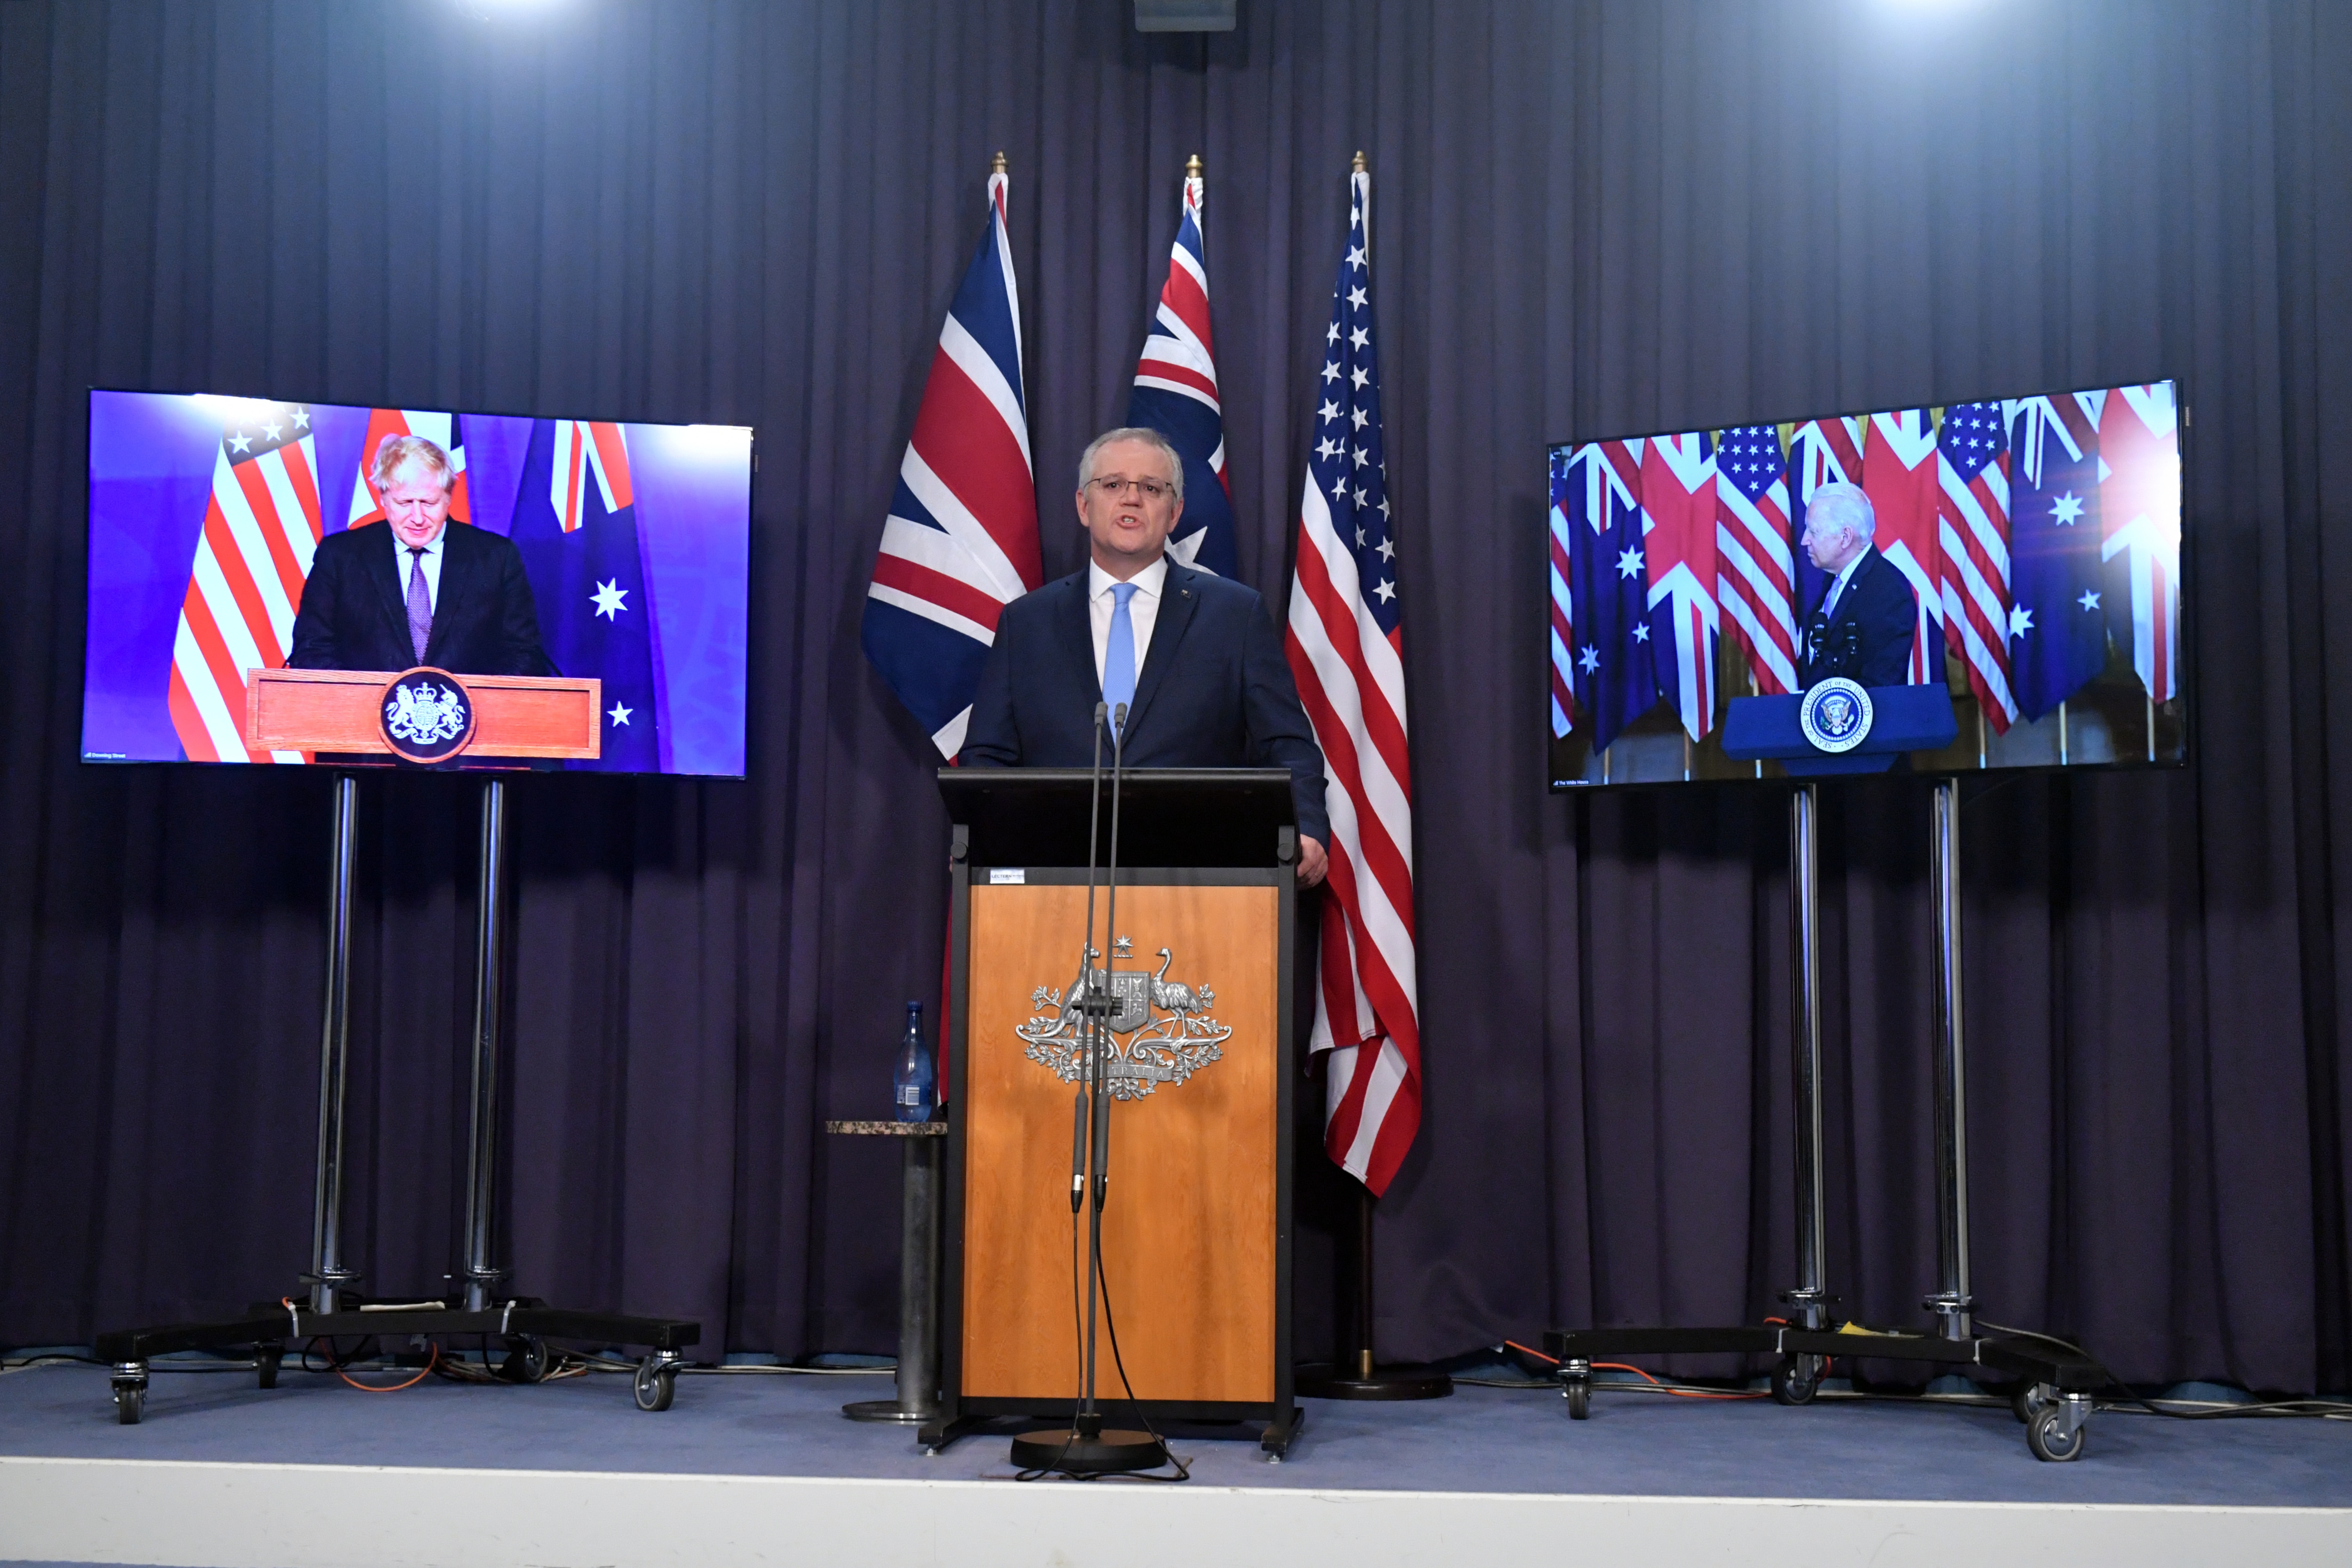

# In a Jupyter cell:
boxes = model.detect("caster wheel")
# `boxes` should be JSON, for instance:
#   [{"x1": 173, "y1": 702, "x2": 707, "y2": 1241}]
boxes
[
  {"x1": 1770, "y1": 1357, "x2": 1819, "y2": 1406},
  {"x1": 2013, "y1": 1383, "x2": 2050, "y2": 1425},
  {"x1": 257, "y1": 1348, "x2": 282, "y2": 1390},
  {"x1": 113, "y1": 1384, "x2": 145, "y2": 1425},
  {"x1": 499, "y1": 1335, "x2": 550, "y2": 1385},
  {"x1": 1565, "y1": 1380, "x2": 1591, "y2": 1420},
  {"x1": 2027, "y1": 1404, "x2": 2086, "y2": 1462},
  {"x1": 633, "y1": 1361, "x2": 676, "y2": 1412}
]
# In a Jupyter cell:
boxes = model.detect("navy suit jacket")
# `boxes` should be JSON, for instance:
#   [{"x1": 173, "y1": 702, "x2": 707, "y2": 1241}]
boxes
[
  {"x1": 288, "y1": 523, "x2": 551, "y2": 677},
  {"x1": 961, "y1": 562, "x2": 1330, "y2": 846},
  {"x1": 1797, "y1": 546, "x2": 1918, "y2": 690}
]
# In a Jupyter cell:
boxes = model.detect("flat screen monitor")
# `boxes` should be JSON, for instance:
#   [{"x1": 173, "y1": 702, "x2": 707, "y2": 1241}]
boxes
[
  {"x1": 1547, "y1": 381, "x2": 2184, "y2": 787},
  {"x1": 82, "y1": 391, "x2": 751, "y2": 777}
]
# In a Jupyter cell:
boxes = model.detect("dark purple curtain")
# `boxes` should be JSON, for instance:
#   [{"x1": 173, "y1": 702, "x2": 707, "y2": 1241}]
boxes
[{"x1": 1, "y1": 0, "x2": 2345, "y2": 1394}]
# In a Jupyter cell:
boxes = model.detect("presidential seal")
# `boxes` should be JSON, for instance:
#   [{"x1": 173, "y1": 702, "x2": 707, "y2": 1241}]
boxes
[
  {"x1": 1798, "y1": 676, "x2": 1874, "y2": 754},
  {"x1": 1017, "y1": 941, "x2": 1231, "y2": 1101},
  {"x1": 379, "y1": 668, "x2": 477, "y2": 763}
]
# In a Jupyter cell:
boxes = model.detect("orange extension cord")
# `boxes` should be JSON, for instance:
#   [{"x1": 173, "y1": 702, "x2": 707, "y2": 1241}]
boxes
[
  {"x1": 283, "y1": 1298, "x2": 441, "y2": 1392},
  {"x1": 1504, "y1": 1338, "x2": 1771, "y2": 1401}
]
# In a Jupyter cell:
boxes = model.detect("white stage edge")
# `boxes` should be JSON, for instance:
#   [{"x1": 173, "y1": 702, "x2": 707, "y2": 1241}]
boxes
[{"x1": 4, "y1": 1456, "x2": 2348, "y2": 1568}]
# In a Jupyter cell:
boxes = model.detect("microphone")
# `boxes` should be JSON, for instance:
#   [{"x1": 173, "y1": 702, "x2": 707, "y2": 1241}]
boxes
[
  {"x1": 1112, "y1": 701, "x2": 1128, "y2": 735},
  {"x1": 1069, "y1": 1088, "x2": 1089, "y2": 1213}
]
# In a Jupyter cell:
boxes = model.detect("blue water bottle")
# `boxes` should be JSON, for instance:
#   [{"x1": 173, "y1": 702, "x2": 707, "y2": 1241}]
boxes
[{"x1": 893, "y1": 1001, "x2": 934, "y2": 1122}]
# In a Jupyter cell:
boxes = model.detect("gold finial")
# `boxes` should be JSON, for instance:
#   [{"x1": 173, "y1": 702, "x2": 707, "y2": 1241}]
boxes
[
  {"x1": 990, "y1": 150, "x2": 1007, "y2": 174},
  {"x1": 1351, "y1": 150, "x2": 1367, "y2": 173},
  {"x1": 1186, "y1": 153, "x2": 1203, "y2": 179}
]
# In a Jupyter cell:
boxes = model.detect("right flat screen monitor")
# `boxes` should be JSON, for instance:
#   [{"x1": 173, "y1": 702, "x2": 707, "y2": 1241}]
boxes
[{"x1": 1547, "y1": 381, "x2": 2185, "y2": 787}]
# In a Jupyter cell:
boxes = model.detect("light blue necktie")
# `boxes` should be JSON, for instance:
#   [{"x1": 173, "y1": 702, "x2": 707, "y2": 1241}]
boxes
[{"x1": 1102, "y1": 581, "x2": 1139, "y2": 727}]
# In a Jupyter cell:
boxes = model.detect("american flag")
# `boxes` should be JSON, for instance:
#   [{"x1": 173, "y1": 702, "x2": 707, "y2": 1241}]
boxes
[
  {"x1": 1935, "y1": 401, "x2": 2018, "y2": 729},
  {"x1": 1863, "y1": 408, "x2": 1945, "y2": 685},
  {"x1": 1641, "y1": 432, "x2": 1719, "y2": 740},
  {"x1": 167, "y1": 401, "x2": 323, "y2": 763},
  {"x1": 1126, "y1": 159, "x2": 1236, "y2": 577},
  {"x1": 1285, "y1": 165, "x2": 1418, "y2": 1196},
  {"x1": 347, "y1": 409, "x2": 468, "y2": 527},
  {"x1": 1713, "y1": 425, "x2": 1799, "y2": 695},
  {"x1": 2098, "y1": 382, "x2": 2181, "y2": 703},
  {"x1": 862, "y1": 162, "x2": 1043, "y2": 759}
]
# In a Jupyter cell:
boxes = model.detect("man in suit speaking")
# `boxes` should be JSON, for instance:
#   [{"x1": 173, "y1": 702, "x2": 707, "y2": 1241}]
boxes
[
  {"x1": 288, "y1": 434, "x2": 551, "y2": 677},
  {"x1": 962, "y1": 427, "x2": 1330, "y2": 888},
  {"x1": 1795, "y1": 480, "x2": 1918, "y2": 690}
]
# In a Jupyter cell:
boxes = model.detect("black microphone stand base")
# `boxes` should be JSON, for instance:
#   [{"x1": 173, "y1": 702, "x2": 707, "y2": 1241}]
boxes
[
  {"x1": 1294, "y1": 1359, "x2": 1453, "y2": 1401},
  {"x1": 1010, "y1": 1425, "x2": 1166, "y2": 1474}
]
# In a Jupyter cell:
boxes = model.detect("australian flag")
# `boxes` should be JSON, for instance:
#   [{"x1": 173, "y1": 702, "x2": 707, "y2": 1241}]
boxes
[
  {"x1": 1558, "y1": 441, "x2": 1658, "y2": 754},
  {"x1": 510, "y1": 420, "x2": 660, "y2": 771},
  {"x1": 1126, "y1": 167, "x2": 1237, "y2": 577},
  {"x1": 2005, "y1": 393, "x2": 2108, "y2": 721}
]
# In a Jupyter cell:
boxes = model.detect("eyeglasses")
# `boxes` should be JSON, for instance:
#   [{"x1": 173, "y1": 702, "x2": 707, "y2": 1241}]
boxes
[{"x1": 1087, "y1": 477, "x2": 1173, "y2": 501}]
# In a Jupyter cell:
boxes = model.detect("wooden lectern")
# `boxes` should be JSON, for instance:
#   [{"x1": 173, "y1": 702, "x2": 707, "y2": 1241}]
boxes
[
  {"x1": 246, "y1": 668, "x2": 603, "y2": 760},
  {"x1": 923, "y1": 767, "x2": 1300, "y2": 1458}
]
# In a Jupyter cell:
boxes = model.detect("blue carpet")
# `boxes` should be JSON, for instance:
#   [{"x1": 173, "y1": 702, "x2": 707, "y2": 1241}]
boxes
[{"x1": 2, "y1": 1360, "x2": 2348, "y2": 1507}]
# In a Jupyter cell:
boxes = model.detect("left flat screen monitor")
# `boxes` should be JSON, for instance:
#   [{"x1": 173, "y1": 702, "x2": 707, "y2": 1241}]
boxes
[{"x1": 80, "y1": 390, "x2": 753, "y2": 777}]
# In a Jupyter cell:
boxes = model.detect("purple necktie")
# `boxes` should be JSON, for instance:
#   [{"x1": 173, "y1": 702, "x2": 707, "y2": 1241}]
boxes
[{"x1": 405, "y1": 545, "x2": 432, "y2": 663}]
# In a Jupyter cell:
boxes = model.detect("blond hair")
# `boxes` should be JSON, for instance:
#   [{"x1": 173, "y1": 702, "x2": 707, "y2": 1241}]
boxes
[{"x1": 370, "y1": 433, "x2": 457, "y2": 497}]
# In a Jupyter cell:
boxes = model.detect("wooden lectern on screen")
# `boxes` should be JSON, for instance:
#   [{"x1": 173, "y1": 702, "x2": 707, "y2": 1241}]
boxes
[
  {"x1": 925, "y1": 768, "x2": 1300, "y2": 1457},
  {"x1": 246, "y1": 668, "x2": 603, "y2": 761}
]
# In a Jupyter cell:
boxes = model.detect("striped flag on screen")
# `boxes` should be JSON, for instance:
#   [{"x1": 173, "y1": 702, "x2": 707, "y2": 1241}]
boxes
[
  {"x1": 167, "y1": 402, "x2": 324, "y2": 763},
  {"x1": 347, "y1": 409, "x2": 469, "y2": 527},
  {"x1": 2098, "y1": 383, "x2": 2180, "y2": 703},
  {"x1": 1285, "y1": 166, "x2": 1419, "y2": 1196},
  {"x1": 1935, "y1": 402, "x2": 2018, "y2": 729},
  {"x1": 1642, "y1": 432, "x2": 1719, "y2": 740},
  {"x1": 1126, "y1": 159, "x2": 1236, "y2": 577},
  {"x1": 1713, "y1": 425, "x2": 1799, "y2": 695},
  {"x1": 862, "y1": 163, "x2": 1043, "y2": 759},
  {"x1": 1863, "y1": 409, "x2": 1945, "y2": 685}
]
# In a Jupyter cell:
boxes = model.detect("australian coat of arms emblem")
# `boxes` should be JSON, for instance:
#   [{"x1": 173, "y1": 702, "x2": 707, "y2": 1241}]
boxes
[{"x1": 1017, "y1": 939, "x2": 1231, "y2": 1100}]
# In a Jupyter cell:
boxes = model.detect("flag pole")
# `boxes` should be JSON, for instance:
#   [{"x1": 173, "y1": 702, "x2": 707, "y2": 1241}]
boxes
[{"x1": 1297, "y1": 151, "x2": 1447, "y2": 1404}]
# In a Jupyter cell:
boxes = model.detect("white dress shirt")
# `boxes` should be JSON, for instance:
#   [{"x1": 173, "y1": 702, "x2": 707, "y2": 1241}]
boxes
[
  {"x1": 1820, "y1": 546, "x2": 1868, "y2": 622},
  {"x1": 1088, "y1": 556, "x2": 1168, "y2": 687},
  {"x1": 392, "y1": 523, "x2": 449, "y2": 613}
]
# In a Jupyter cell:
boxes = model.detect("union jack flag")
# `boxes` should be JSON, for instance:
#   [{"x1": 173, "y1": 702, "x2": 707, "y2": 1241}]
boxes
[
  {"x1": 1863, "y1": 408, "x2": 1945, "y2": 685},
  {"x1": 1936, "y1": 402, "x2": 2017, "y2": 729},
  {"x1": 2098, "y1": 383, "x2": 2181, "y2": 703},
  {"x1": 862, "y1": 163, "x2": 1043, "y2": 758},
  {"x1": 1714, "y1": 425, "x2": 1799, "y2": 695},
  {"x1": 1787, "y1": 415, "x2": 1862, "y2": 620},
  {"x1": 167, "y1": 402, "x2": 323, "y2": 763},
  {"x1": 346, "y1": 409, "x2": 469, "y2": 527},
  {"x1": 1285, "y1": 166, "x2": 1418, "y2": 1196},
  {"x1": 1126, "y1": 160, "x2": 1236, "y2": 577},
  {"x1": 1641, "y1": 432, "x2": 1719, "y2": 740}
]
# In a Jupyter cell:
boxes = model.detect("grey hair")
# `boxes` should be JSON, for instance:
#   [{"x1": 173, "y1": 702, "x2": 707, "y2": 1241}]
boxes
[
  {"x1": 1077, "y1": 426, "x2": 1184, "y2": 503},
  {"x1": 1807, "y1": 480, "x2": 1875, "y2": 542},
  {"x1": 371, "y1": 433, "x2": 457, "y2": 497}
]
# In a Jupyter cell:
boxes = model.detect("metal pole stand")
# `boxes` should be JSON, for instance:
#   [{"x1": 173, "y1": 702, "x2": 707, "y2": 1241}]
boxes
[
  {"x1": 458, "y1": 778, "x2": 511, "y2": 1314},
  {"x1": 834, "y1": 1121, "x2": 947, "y2": 1422},
  {"x1": 1770, "y1": 783, "x2": 1833, "y2": 1402},
  {"x1": 1295, "y1": 1182, "x2": 1452, "y2": 1399},
  {"x1": 94, "y1": 772, "x2": 701, "y2": 1426},
  {"x1": 1923, "y1": 777, "x2": 1975, "y2": 1342}
]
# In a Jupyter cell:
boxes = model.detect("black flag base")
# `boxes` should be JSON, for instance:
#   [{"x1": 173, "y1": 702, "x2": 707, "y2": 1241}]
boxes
[
  {"x1": 1295, "y1": 1353, "x2": 1454, "y2": 1401},
  {"x1": 1296, "y1": 1181, "x2": 1453, "y2": 1402},
  {"x1": 1011, "y1": 1424, "x2": 1166, "y2": 1474}
]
